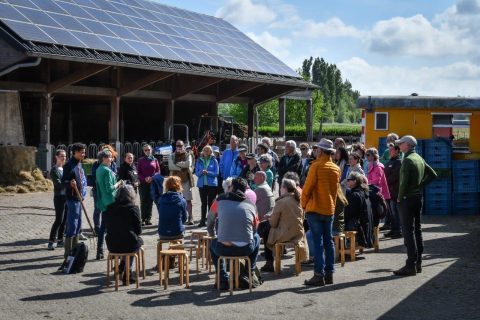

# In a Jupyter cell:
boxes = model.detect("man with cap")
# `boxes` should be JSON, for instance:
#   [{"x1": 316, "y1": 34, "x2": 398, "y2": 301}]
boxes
[
  {"x1": 168, "y1": 140, "x2": 195, "y2": 225},
  {"x1": 301, "y1": 138, "x2": 340, "y2": 286},
  {"x1": 278, "y1": 140, "x2": 301, "y2": 196},
  {"x1": 230, "y1": 144, "x2": 248, "y2": 178},
  {"x1": 240, "y1": 153, "x2": 261, "y2": 190},
  {"x1": 394, "y1": 135, "x2": 437, "y2": 276},
  {"x1": 219, "y1": 135, "x2": 239, "y2": 180}
]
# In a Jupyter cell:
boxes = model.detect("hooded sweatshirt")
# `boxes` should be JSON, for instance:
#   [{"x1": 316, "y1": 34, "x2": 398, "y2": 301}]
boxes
[{"x1": 157, "y1": 191, "x2": 188, "y2": 237}]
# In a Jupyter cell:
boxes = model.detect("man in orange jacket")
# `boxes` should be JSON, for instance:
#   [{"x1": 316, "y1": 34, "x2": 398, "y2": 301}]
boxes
[{"x1": 301, "y1": 138, "x2": 340, "y2": 286}]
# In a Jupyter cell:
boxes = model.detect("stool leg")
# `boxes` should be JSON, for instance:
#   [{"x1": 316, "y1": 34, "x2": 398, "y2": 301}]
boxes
[
  {"x1": 235, "y1": 259, "x2": 240, "y2": 290},
  {"x1": 275, "y1": 244, "x2": 281, "y2": 274},
  {"x1": 334, "y1": 237, "x2": 339, "y2": 260},
  {"x1": 142, "y1": 248, "x2": 146, "y2": 279},
  {"x1": 114, "y1": 257, "x2": 119, "y2": 291},
  {"x1": 135, "y1": 254, "x2": 140, "y2": 289},
  {"x1": 295, "y1": 245, "x2": 301, "y2": 276},
  {"x1": 157, "y1": 245, "x2": 161, "y2": 275},
  {"x1": 340, "y1": 237, "x2": 345, "y2": 267},
  {"x1": 185, "y1": 255, "x2": 190, "y2": 288},
  {"x1": 351, "y1": 235, "x2": 356, "y2": 261},
  {"x1": 125, "y1": 256, "x2": 130, "y2": 287},
  {"x1": 164, "y1": 255, "x2": 169, "y2": 290},
  {"x1": 159, "y1": 253, "x2": 163, "y2": 286},
  {"x1": 217, "y1": 258, "x2": 221, "y2": 291},
  {"x1": 229, "y1": 259, "x2": 234, "y2": 296},
  {"x1": 106, "y1": 254, "x2": 111, "y2": 287},
  {"x1": 196, "y1": 239, "x2": 200, "y2": 274},
  {"x1": 247, "y1": 258, "x2": 252, "y2": 293},
  {"x1": 179, "y1": 254, "x2": 184, "y2": 286}
]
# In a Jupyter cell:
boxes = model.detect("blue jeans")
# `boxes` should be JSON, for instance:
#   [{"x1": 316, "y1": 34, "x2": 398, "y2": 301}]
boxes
[
  {"x1": 210, "y1": 234, "x2": 260, "y2": 284},
  {"x1": 389, "y1": 200, "x2": 401, "y2": 233},
  {"x1": 65, "y1": 200, "x2": 82, "y2": 238},
  {"x1": 92, "y1": 190, "x2": 101, "y2": 234},
  {"x1": 97, "y1": 212, "x2": 106, "y2": 253},
  {"x1": 306, "y1": 229, "x2": 340, "y2": 259},
  {"x1": 306, "y1": 213, "x2": 334, "y2": 276}
]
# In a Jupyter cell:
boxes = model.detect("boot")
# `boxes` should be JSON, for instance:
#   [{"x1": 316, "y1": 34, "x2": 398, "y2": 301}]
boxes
[
  {"x1": 64, "y1": 237, "x2": 74, "y2": 259},
  {"x1": 393, "y1": 265, "x2": 416, "y2": 276},
  {"x1": 304, "y1": 273, "x2": 325, "y2": 286},
  {"x1": 96, "y1": 250, "x2": 104, "y2": 260},
  {"x1": 324, "y1": 273, "x2": 333, "y2": 285},
  {"x1": 260, "y1": 261, "x2": 274, "y2": 272}
]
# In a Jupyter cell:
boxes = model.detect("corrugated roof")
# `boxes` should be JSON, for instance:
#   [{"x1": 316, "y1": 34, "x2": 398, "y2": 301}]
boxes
[{"x1": 357, "y1": 95, "x2": 480, "y2": 110}]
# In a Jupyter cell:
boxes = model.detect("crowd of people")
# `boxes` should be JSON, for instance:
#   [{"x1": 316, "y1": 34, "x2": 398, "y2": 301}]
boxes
[{"x1": 47, "y1": 133, "x2": 437, "y2": 287}]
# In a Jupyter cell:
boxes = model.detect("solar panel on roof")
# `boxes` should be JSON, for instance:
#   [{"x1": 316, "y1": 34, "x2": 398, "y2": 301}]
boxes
[{"x1": 0, "y1": 0, "x2": 300, "y2": 78}]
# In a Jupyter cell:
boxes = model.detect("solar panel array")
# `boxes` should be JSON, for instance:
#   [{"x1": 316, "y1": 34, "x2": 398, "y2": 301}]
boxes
[{"x1": 0, "y1": 0, "x2": 299, "y2": 78}]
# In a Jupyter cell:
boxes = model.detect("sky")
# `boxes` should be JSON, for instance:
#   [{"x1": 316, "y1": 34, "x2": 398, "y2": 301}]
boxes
[{"x1": 154, "y1": 0, "x2": 480, "y2": 97}]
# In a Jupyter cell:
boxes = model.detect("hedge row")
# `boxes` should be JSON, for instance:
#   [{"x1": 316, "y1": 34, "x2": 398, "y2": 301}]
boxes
[{"x1": 258, "y1": 124, "x2": 361, "y2": 137}]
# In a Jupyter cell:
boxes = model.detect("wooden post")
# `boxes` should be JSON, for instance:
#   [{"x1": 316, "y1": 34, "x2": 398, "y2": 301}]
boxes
[
  {"x1": 247, "y1": 101, "x2": 255, "y2": 148},
  {"x1": 164, "y1": 99, "x2": 174, "y2": 141},
  {"x1": 211, "y1": 102, "x2": 219, "y2": 133},
  {"x1": 109, "y1": 97, "x2": 121, "y2": 165},
  {"x1": 306, "y1": 98, "x2": 313, "y2": 141},
  {"x1": 278, "y1": 98, "x2": 286, "y2": 139},
  {"x1": 38, "y1": 93, "x2": 52, "y2": 171}
]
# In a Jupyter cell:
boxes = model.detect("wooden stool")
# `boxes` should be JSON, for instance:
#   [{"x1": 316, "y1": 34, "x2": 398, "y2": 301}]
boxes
[
  {"x1": 159, "y1": 249, "x2": 190, "y2": 290},
  {"x1": 106, "y1": 252, "x2": 140, "y2": 291},
  {"x1": 169, "y1": 243, "x2": 198, "y2": 273},
  {"x1": 190, "y1": 231, "x2": 208, "y2": 268},
  {"x1": 274, "y1": 241, "x2": 301, "y2": 276},
  {"x1": 373, "y1": 226, "x2": 380, "y2": 253},
  {"x1": 201, "y1": 236, "x2": 216, "y2": 273},
  {"x1": 157, "y1": 238, "x2": 183, "y2": 273},
  {"x1": 334, "y1": 234, "x2": 346, "y2": 267},
  {"x1": 216, "y1": 256, "x2": 252, "y2": 295},
  {"x1": 344, "y1": 231, "x2": 357, "y2": 261}
]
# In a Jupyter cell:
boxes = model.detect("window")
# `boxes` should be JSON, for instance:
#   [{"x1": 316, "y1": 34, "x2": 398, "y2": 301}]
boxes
[
  {"x1": 374, "y1": 112, "x2": 388, "y2": 130},
  {"x1": 432, "y1": 113, "x2": 470, "y2": 151}
]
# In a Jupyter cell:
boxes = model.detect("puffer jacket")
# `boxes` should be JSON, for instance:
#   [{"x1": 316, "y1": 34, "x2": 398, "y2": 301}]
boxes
[
  {"x1": 301, "y1": 153, "x2": 340, "y2": 215},
  {"x1": 368, "y1": 161, "x2": 391, "y2": 200}
]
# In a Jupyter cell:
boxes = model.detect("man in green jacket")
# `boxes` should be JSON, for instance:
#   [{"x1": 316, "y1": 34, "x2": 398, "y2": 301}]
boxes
[
  {"x1": 394, "y1": 135, "x2": 437, "y2": 276},
  {"x1": 96, "y1": 150, "x2": 122, "y2": 260}
]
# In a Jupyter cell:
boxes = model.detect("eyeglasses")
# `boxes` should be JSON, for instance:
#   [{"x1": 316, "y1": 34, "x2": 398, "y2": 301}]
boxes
[
  {"x1": 347, "y1": 178, "x2": 355, "y2": 181},
  {"x1": 300, "y1": 148, "x2": 308, "y2": 151},
  {"x1": 366, "y1": 154, "x2": 372, "y2": 157},
  {"x1": 176, "y1": 145, "x2": 183, "y2": 148},
  {"x1": 144, "y1": 149, "x2": 151, "y2": 152}
]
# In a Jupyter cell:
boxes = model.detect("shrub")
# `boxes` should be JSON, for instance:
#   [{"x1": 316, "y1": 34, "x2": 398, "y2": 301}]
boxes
[{"x1": 259, "y1": 124, "x2": 361, "y2": 137}]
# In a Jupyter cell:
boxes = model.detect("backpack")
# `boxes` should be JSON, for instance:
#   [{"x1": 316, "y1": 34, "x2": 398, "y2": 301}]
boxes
[
  {"x1": 62, "y1": 243, "x2": 89, "y2": 274},
  {"x1": 368, "y1": 184, "x2": 388, "y2": 223},
  {"x1": 237, "y1": 260, "x2": 263, "y2": 289}
]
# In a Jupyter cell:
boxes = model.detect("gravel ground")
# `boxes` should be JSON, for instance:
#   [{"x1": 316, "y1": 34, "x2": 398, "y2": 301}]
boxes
[{"x1": 0, "y1": 189, "x2": 479, "y2": 320}]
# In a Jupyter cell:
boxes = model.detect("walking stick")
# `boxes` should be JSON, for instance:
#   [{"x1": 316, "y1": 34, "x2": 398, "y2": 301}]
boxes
[{"x1": 72, "y1": 183, "x2": 97, "y2": 237}]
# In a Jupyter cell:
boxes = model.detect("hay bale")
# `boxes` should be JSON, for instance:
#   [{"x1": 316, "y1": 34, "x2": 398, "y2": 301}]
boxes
[
  {"x1": 0, "y1": 146, "x2": 37, "y2": 184},
  {"x1": 33, "y1": 180, "x2": 53, "y2": 192},
  {"x1": 17, "y1": 185, "x2": 29, "y2": 193},
  {"x1": 4, "y1": 186, "x2": 17, "y2": 193},
  {"x1": 0, "y1": 187, "x2": 5, "y2": 193},
  {"x1": 18, "y1": 170, "x2": 35, "y2": 182},
  {"x1": 32, "y1": 168, "x2": 45, "y2": 181}
]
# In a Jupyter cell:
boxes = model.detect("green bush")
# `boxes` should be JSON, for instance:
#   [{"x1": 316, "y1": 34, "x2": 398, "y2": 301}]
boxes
[{"x1": 259, "y1": 124, "x2": 361, "y2": 137}]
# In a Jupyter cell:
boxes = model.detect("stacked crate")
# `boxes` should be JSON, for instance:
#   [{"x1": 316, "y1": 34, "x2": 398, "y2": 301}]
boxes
[
  {"x1": 378, "y1": 137, "x2": 387, "y2": 156},
  {"x1": 424, "y1": 139, "x2": 452, "y2": 215},
  {"x1": 452, "y1": 160, "x2": 480, "y2": 215}
]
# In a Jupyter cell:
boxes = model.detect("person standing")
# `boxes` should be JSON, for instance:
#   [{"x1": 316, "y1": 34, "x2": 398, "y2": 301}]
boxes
[
  {"x1": 278, "y1": 140, "x2": 301, "y2": 196},
  {"x1": 95, "y1": 150, "x2": 122, "y2": 260},
  {"x1": 195, "y1": 145, "x2": 219, "y2": 227},
  {"x1": 380, "y1": 133, "x2": 400, "y2": 166},
  {"x1": 137, "y1": 144, "x2": 160, "y2": 225},
  {"x1": 168, "y1": 140, "x2": 195, "y2": 225},
  {"x1": 384, "y1": 143, "x2": 402, "y2": 238},
  {"x1": 229, "y1": 144, "x2": 248, "y2": 178},
  {"x1": 366, "y1": 148, "x2": 391, "y2": 227},
  {"x1": 301, "y1": 139, "x2": 340, "y2": 286},
  {"x1": 47, "y1": 149, "x2": 67, "y2": 250},
  {"x1": 261, "y1": 137, "x2": 280, "y2": 179},
  {"x1": 61, "y1": 143, "x2": 87, "y2": 259},
  {"x1": 240, "y1": 153, "x2": 261, "y2": 190},
  {"x1": 394, "y1": 135, "x2": 437, "y2": 276},
  {"x1": 258, "y1": 154, "x2": 274, "y2": 189},
  {"x1": 117, "y1": 153, "x2": 139, "y2": 192},
  {"x1": 219, "y1": 135, "x2": 239, "y2": 180}
]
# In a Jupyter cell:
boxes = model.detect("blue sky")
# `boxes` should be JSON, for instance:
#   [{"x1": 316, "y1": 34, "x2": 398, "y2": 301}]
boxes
[{"x1": 155, "y1": 0, "x2": 479, "y2": 96}]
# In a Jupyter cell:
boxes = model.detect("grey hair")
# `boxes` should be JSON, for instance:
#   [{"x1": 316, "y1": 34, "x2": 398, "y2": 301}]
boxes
[
  {"x1": 283, "y1": 171, "x2": 300, "y2": 186},
  {"x1": 254, "y1": 170, "x2": 266, "y2": 181},
  {"x1": 222, "y1": 177, "x2": 233, "y2": 193},
  {"x1": 348, "y1": 171, "x2": 369, "y2": 193},
  {"x1": 386, "y1": 133, "x2": 399, "y2": 143},
  {"x1": 115, "y1": 184, "x2": 136, "y2": 204},
  {"x1": 97, "y1": 150, "x2": 112, "y2": 162},
  {"x1": 285, "y1": 140, "x2": 297, "y2": 149},
  {"x1": 258, "y1": 154, "x2": 272, "y2": 168},
  {"x1": 230, "y1": 135, "x2": 238, "y2": 142},
  {"x1": 261, "y1": 137, "x2": 272, "y2": 147}
]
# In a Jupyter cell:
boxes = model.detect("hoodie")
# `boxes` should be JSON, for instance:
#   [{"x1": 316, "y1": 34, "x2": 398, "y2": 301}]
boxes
[{"x1": 157, "y1": 191, "x2": 188, "y2": 237}]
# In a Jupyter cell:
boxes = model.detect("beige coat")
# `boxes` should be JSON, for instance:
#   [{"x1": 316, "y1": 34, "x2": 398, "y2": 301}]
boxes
[{"x1": 267, "y1": 194, "x2": 308, "y2": 261}]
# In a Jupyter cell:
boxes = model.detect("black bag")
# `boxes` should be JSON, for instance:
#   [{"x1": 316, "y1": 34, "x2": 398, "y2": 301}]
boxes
[
  {"x1": 237, "y1": 260, "x2": 263, "y2": 289},
  {"x1": 369, "y1": 184, "x2": 388, "y2": 222},
  {"x1": 62, "y1": 243, "x2": 89, "y2": 274}
]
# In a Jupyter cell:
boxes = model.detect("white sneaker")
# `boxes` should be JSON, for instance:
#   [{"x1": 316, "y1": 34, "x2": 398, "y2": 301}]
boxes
[
  {"x1": 47, "y1": 242, "x2": 57, "y2": 250},
  {"x1": 79, "y1": 233, "x2": 88, "y2": 241}
]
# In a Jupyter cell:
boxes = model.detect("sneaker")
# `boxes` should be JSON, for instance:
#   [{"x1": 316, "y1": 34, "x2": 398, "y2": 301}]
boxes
[
  {"x1": 324, "y1": 273, "x2": 333, "y2": 285},
  {"x1": 56, "y1": 239, "x2": 64, "y2": 247},
  {"x1": 186, "y1": 219, "x2": 194, "y2": 226},
  {"x1": 47, "y1": 242, "x2": 57, "y2": 250},
  {"x1": 145, "y1": 220, "x2": 153, "y2": 226},
  {"x1": 260, "y1": 261, "x2": 274, "y2": 272},
  {"x1": 385, "y1": 231, "x2": 403, "y2": 239},
  {"x1": 393, "y1": 265, "x2": 416, "y2": 276},
  {"x1": 304, "y1": 274, "x2": 325, "y2": 286},
  {"x1": 379, "y1": 224, "x2": 391, "y2": 231},
  {"x1": 416, "y1": 263, "x2": 422, "y2": 273},
  {"x1": 79, "y1": 233, "x2": 88, "y2": 241},
  {"x1": 96, "y1": 252, "x2": 104, "y2": 260}
]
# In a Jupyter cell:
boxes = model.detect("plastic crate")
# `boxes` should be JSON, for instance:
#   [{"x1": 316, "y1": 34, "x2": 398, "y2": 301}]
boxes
[
  {"x1": 424, "y1": 138, "x2": 452, "y2": 150},
  {"x1": 416, "y1": 140, "x2": 425, "y2": 158},
  {"x1": 425, "y1": 178, "x2": 452, "y2": 194},
  {"x1": 426, "y1": 159, "x2": 451, "y2": 169},
  {"x1": 378, "y1": 137, "x2": 387, "y2": 155},
  {"x1": 452, "y1": 160, "x2": 479, "y2": 170},
  {"x1": 453, "y1": 193, "x2": 480, "y2": 214},
  {"x1": 425, "y1": 154, "x2": 451, "y2": 163},
  {"x1": 424, "y1": 202, "x2": 452, "y2": 215},
  {"x1": 453, "y1": 178, "x2": 480, "y2": 193}
]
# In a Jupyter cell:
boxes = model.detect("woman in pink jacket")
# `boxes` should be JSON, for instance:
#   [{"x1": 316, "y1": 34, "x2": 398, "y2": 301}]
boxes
[{"x1": 366, "y1": 148, "x2": 391, "y2": 201}]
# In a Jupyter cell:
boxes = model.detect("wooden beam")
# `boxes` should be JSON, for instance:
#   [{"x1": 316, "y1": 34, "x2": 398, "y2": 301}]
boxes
[
  {"x1": 117, "y1": 71, "x2": 174, "y2": 97},
  {"x1": 279, "y1": 98, "x2": 286, "y2": 139},
  {"x1": 254, "y1": 86, "x2": 297, "y2": 106},
  {"x1": 0, "y1": 81, "x2": 45, "y2": 92},
  {"x1": 172, "y1": 77, "x2": 223, "y2": 100},
  {"x1": 47, "y1": 64, "x2": 110, "y2": 94},
  {"x1": 217, "y1": 82, "x2": 264, "y2": 102}
]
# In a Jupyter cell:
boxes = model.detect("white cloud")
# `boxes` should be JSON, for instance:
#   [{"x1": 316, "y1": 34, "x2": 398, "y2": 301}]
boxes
[
  {"x1": 338, "y1": 57, "x2": 480, "y2": 96},
  {"x1": 295, "y1": 17, "x2": 365, "y2": 38},
  {"x1": 246, "y1": 31, "x2": 291, "y2": 61},
  {"x1": 215, "y1": 0, "x2": 277, "y2": 27}
]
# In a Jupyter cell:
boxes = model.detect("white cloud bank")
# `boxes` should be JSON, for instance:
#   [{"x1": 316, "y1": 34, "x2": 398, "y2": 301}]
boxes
[{"x1": 215, "y1": 0, "x2": 277, "y2": 28}]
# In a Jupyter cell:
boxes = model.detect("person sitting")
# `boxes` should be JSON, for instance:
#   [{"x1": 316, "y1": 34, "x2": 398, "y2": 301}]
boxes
[
  {"x1": 253, "y1": 171, "x2": 275, "y2": 223},
  {"x1": 209, "y1": 178, "x2": 260, "y2": 290},
  {"x1": 345, "y1": 171, "x2": 373, "y2": 248},
  {"x1": 206, "y1": 177, "x2": 233, "y2": 237},
  {"x1": 104, "y1": 185, "x2": 143, "y2": 284},
  {"x1": 158, "y1": 176, "x2": 188, "y2": 240},
  {"x1": 258, "y1": 179, "x2": 306, "y2": 272}
]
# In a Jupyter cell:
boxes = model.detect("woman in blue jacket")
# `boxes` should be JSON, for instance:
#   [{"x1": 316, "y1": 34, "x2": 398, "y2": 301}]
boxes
[
  {"x1": 195, "y1": 145, "x2": 219, "y2": 227},
  {"x1": 158, "y1": 176, "x2": 188, "y2": 240}
]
